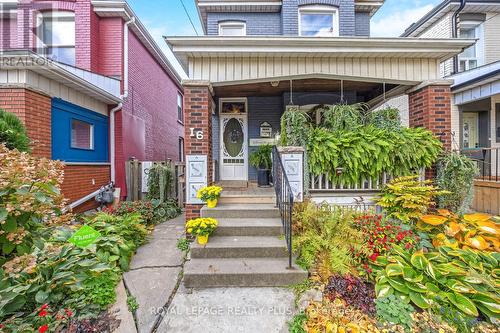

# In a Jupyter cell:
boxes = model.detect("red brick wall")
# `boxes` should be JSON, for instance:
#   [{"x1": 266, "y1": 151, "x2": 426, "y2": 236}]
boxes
[
  {"x1": 122, "y1": 30, "x2": 184, "y2": 161},
  {"x1": 0, "y1": 88, "x2": 51, "y2": 158},
  {"x1": 184, "y1": 85, "x2": 214, "y2": 221},
  {"x1": 62, "y1": 165, "x2": 111, "y2": 213},
  {"x1": 408, "y1": 85, "x2": 452, "y2": 150},
  {"x1": 97, "y1": 17, "x2": 123, "y2": 78}
]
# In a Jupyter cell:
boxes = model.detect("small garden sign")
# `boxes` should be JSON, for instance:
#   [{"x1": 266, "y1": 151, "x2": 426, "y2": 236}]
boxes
[{"x1": 68, "y1": 225, "x2": 101, "y2": 248}]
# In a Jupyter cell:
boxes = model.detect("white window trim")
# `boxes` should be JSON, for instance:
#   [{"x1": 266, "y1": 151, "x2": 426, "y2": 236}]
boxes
[
  {"x1": 458, "y1": 20, "x2": 485, "y2": 70},
  {"x1": 36, "y1": 11, "x2": 75, "y2": 49},
  {"x1": 298, "y1": 5, "x2": 339, "y2": 37},
  {"x1": 218, "y1": 21, "x2": 247, "y2": 36},
  {"x1": 71, "y1": 119, "x2": 94, "y2": 150}
]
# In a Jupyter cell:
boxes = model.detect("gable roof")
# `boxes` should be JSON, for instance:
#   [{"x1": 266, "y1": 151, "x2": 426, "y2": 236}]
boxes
[{"x1": 401, "y1": 0, "x2": 500, "y2": 37}]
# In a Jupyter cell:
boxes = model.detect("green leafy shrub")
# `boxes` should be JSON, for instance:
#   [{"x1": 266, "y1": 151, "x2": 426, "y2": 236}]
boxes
[
  {"x1": 81, "y1": 270, "x2": 120, "y2": 309},
  {"x1": 0, "y1": 243, "x2": 110, "y2": 321},
  {"x1": 307, "y1": 127, "x2": 442, "y2": 186},
  {"x1": 176, "y1": 238, "x2": 190, "y2": 252},
  {"x1": 105, "y1": 199, "x2": 180, "y2": 225},
  {"x1": 288, "y1": 312, "x2": 307, "y2": 333},
  {"x1": 86, "y1": 212, "x2": 148, "y2": 271},
  {"x1": 127, "y1": 295, "x2": 139, "y2": 312},
  {"x1": 292, "y1": 201, "x2": 367, "y2": 281},
  {"x1": 0, "y1": 145, "x2": 73, "y2": 263},
  {"x1": 367, "y1": 107, "x2": 401, "y2": 131},
  {"x1": 377, "y1": 175, "x2": 447, "y2": 223},
  {"x1": 437, "y1": 152, "x2": 478, "y2": 213},
  {"x1": 320, "y1": 103, "x2": 366, "y2": 131},
  {"x1": 146, "y1": 163, "x2": 174, "y2": 202},
  {"x1": 249, "y1": 144, "x2": 272, "y2": 169},
  {"x1": 376, "y1": 294, "x2": 414, "y2": 332},
  {"x1": 0, "y1": 109, "x2": 30, "y2": 152},
  {"x1": 372, "y1": 245, "x2": 500, "y2": 324}
]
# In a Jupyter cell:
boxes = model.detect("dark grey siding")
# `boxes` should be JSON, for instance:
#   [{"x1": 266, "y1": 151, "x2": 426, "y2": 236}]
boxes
[
  {"x1": 248, "y1": 96, "x2": 283, "y2": 180},
  {"x1": 355, "y1": 12, "x2": 370, "y2": 36},
  {"x1": 204, "y1": 0, "x2": 361, "y2": 37},
  {"x1": 282, "y1": 0, "x2": 356, "y2": 36},
  {"x1": 282, "y1": 0, "x2": 299, "y2": 35},
  {"x1": 206, "y1": 12, "x2": 282, "y2": 35}
]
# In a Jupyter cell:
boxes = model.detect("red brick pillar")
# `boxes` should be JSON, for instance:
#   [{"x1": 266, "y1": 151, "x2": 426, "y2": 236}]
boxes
[
  {"x1": 409, "y1": 83, "x2": 452, "y2": 178},
  {"x1": 184, "y1": 82, "x2": 214, "y2": 221}
]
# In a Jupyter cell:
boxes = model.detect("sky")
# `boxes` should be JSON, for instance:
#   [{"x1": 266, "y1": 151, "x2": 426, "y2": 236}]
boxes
[{"x1": 127, "y1": 0, "x2": 443, "y2": 78}]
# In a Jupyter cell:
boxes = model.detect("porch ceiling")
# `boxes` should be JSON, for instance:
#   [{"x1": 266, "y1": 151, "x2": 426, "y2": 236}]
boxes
[
  {"x1": 166, "y1": 36, "x2": 475, "y2": 85},
  {"x1": 214, "y1": 78, "x2": 397, "y2": 99},
  {"x1": 213, "y1": 78, "x2": 408, "y2": 109}
]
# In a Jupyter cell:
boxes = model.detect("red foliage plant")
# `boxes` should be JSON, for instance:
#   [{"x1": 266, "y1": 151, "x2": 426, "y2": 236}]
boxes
[{"x1": 352, "y1": 214, "x2": 419, "y2": 276}]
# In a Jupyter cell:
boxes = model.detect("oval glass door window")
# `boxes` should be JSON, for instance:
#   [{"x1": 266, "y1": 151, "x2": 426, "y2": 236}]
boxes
[{"x1": 223, "y1": 118, "x2": 244, "y2": 157}]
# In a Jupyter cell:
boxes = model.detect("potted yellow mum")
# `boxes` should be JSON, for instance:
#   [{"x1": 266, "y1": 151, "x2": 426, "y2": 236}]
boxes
[
  {"x1": 186, "y1": 217, "x2": 218, "y2": 244},
  {"x1": 197, "y1": 185, "x2": 223, "y2": 208}
]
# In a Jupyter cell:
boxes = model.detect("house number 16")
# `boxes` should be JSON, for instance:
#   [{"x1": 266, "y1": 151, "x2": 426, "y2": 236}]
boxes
[{"x1": 189, "y1": 128, "x2": 204, "y2": 140}]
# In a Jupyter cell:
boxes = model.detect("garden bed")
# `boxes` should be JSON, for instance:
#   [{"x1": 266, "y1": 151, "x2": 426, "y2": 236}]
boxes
[
  {"x1": 0, "y1": 145, "x2": 181, "y2": 332},
  {"x1": 288, "y1": 177, "x2": 499, "y2": 333}
]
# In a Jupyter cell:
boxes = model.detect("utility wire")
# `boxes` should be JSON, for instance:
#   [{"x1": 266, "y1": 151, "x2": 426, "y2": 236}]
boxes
[{"x1": 179, "y1": 0, "x2": 199, "y2": 35}]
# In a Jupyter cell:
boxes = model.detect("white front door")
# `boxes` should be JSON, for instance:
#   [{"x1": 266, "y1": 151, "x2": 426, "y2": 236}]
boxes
[{"x1": 220, "y1": 114, "x2": 248, "y2": 180}]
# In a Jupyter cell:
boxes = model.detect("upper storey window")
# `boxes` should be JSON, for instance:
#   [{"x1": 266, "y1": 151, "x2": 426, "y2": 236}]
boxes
[
  {"x1": 458, "y1": 21, "x2": 484, "y2": 72},
  {"x1": 36, "y1": 11, "x2": 76, "y2": 66},
  {"x1": 299, "y1": 5, "x2": 339, "y2": 37},
  {"x1": 219, "y1": 21, "x2": 246, "y2": 36}
]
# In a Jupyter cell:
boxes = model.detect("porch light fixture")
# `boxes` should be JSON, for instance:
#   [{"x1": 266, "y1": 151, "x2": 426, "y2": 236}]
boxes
[{"x1": 270, "y1": 80, "x2": 280, "y2": 87}]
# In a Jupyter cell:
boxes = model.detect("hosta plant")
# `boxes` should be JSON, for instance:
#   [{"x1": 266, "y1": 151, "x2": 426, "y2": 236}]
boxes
[
  {"x1": 377, "y1": 175, "x2": 448, "y2": 223},
  {"x1": 372, "y1": 245, "x2": 500, "y2": 324},
  {"x1": 0, "y1": 243, "x2": 110, "y2": 321},
  {"x1": 419, "y1": 210, "x2": 500, "y2": 252}
]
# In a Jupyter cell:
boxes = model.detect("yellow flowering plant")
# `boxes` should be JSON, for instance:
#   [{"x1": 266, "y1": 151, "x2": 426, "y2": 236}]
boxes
[
  {"x1": 196, "y1": 186, "x2": 223, "y2": 202},
  {"x1": 185, "y1": 218, "x2": 218, "y2": 236}
]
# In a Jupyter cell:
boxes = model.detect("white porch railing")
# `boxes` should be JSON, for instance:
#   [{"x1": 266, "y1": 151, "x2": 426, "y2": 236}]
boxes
[{"x1": 309, "y1": 169, "x2": 426, "y2": 192}]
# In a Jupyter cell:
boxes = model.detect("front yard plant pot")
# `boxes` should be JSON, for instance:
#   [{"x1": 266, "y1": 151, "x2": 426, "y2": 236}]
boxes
[
  {"x1": 207, "y1": 199, "x2": 218, "y2": 208},
  {"x1": 257, "y1": 169, "x2": 270, "y2": 187},
  {"x1": 197, "y1": 235, "x2": 209, "y2": 245}
]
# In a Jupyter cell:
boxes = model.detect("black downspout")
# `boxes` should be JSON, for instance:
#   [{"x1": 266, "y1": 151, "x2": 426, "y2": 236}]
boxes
[{"x1": 452, "y1": 0, "x2": 467, "y2": 74}]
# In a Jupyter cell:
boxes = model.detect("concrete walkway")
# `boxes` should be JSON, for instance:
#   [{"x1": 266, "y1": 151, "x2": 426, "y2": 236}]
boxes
[
  {"x1": 156, "y1": 286, "x2": 294, "y2": 333},
  {"x1": 112, "y1": 213, "x2": 296, "y2": 333},
  {"x1": 121, "y1": 214, "x2": 186, "y2": 333}
]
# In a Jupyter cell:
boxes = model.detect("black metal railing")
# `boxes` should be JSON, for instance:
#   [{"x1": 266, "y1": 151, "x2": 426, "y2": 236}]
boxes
[
  {"x1": 461, "y1": 148, "x2": 500, "y2": 182},
  {"x1": 272, "y1": 146, "x2": 294, "y2": 269}
]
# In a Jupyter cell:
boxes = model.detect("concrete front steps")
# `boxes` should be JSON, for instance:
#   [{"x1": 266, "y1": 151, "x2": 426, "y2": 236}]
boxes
[{"x1": 183, "y1": 204, "x2": 308, "y2": 288}]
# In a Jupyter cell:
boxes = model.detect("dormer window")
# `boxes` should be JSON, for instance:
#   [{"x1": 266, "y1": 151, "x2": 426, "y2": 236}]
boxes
[
  {"x1": 36, "y1": 11, "x2": 76, "y2": 66},
  {"x1": 218, "y1": 21, "x2": 246, "y2": 36},
  {"x1": 299, "y1": 5, "x2": 339, "y2": 37}
]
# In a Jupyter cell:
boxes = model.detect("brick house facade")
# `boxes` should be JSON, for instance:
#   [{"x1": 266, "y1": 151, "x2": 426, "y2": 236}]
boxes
[{"x1": 0, "y1": 0, "x2": 183, "y2": 211}]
